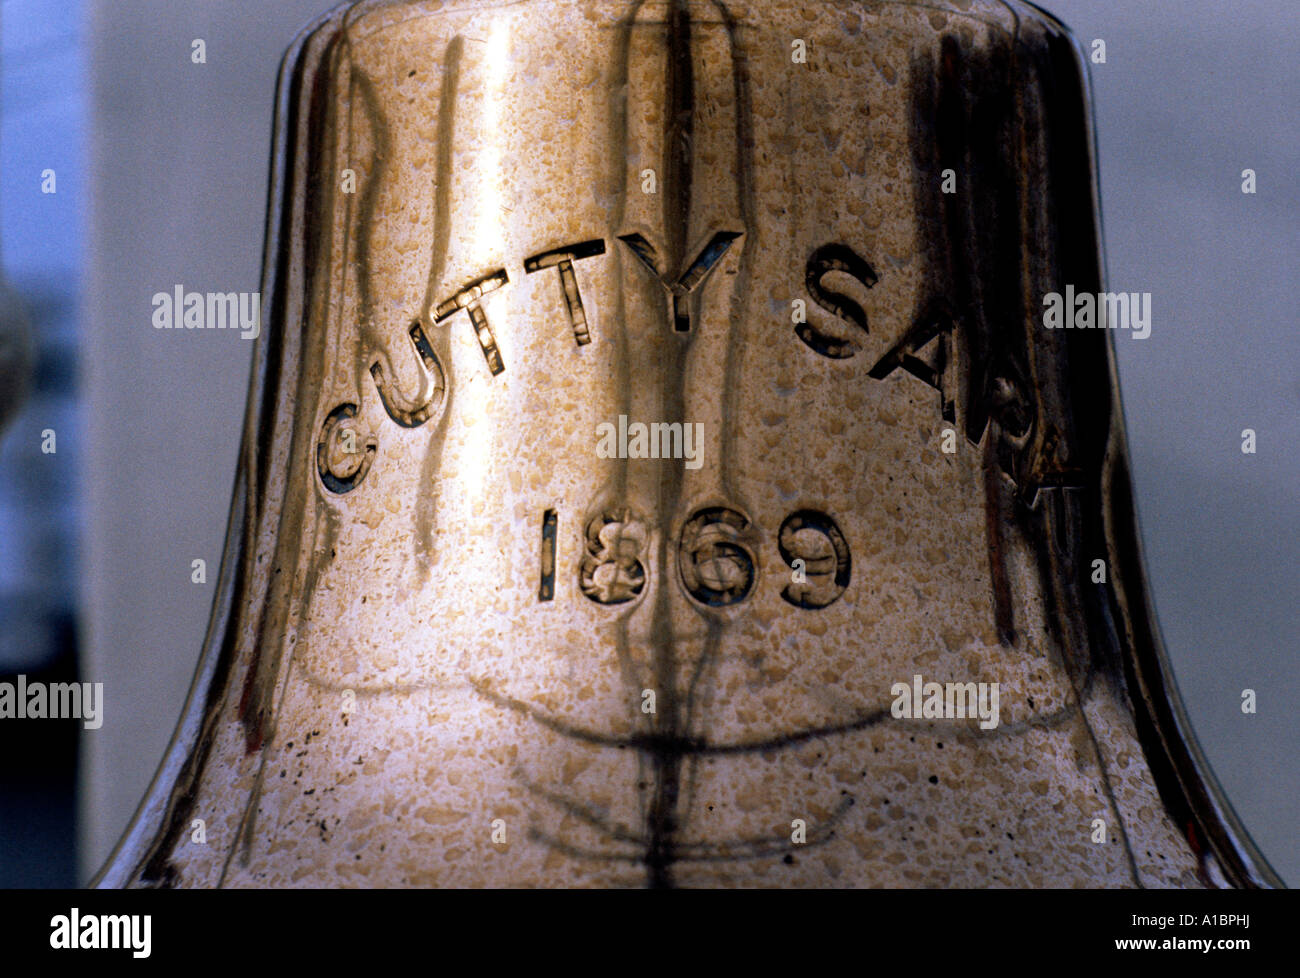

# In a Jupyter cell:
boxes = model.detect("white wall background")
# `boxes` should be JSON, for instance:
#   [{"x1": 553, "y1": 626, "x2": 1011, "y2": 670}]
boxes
[{"x1": 81, "y1": 0, "x2": 1300, "y2": 884}]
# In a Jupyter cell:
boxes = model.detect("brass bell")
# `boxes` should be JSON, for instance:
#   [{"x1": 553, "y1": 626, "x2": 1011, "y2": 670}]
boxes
[{"x1": 95, "y1": 0, "x2": 1280, "y2": 888}]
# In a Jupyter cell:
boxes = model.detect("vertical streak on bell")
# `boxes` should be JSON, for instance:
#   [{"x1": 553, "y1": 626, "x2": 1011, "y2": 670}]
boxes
[
  {"x1": 645, "y1": 0, "x2": 695, "y2": 892},
  {"x1": 410, "y1": 34, "x2": 463, "y2": 581},
  {"x1": 664, "y1": 0, "x2": 693, "y2": 332},
  {"x1": 625, "y1": 0, "x2": 754, "y2": 891},
  {"x1": 611, "y1": 0, "x2": 739, "y2": 889}
]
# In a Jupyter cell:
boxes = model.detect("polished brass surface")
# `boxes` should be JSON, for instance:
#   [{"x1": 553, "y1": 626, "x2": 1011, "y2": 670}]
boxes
[{"x1": 97, "y1": 0, "x2": 1280, "y2": 888}]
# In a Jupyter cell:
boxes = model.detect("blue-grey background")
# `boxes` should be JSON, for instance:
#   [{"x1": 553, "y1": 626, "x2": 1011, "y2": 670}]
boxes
[{"x1": 0, "y1": 0, "x2": 1295, "y2": 886}]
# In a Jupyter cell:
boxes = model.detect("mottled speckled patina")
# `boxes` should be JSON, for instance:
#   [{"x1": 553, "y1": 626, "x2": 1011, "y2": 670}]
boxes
[{"x1": 96, "y1": 0, "x2": 1280, "y2": 888}]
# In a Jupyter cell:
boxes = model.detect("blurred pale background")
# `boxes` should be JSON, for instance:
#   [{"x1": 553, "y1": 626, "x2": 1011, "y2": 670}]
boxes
[{"x1": 1, "y1": 0, "x2": 1295, "y2": 885}]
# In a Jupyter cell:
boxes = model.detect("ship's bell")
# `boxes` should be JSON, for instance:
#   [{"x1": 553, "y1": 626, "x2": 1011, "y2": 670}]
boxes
[{"x1": 94, "y1": 0, "x2": 1280, "y2": 888}]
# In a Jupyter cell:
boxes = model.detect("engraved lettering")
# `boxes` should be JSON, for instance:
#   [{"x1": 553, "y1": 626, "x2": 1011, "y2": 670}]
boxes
[
  {"x1": 678, "y1": 507, "x2": 756, "y2": 607},
  {"x1": 539, "y1": 509, "x2": 558, "y2": 602},
  {"x1": 617, "y1": 230, "x2": 742, "y2": 332},
  {"x1": 369, "y1": 321, "x2": 447, "y2": 427},
  {"x1": 778, "y1": 510, "x2": 850, "y2": 609},
  {"x1": 524, "y1": 239, "x2": 606, "y2": 346},
  {"x1": 317, "y1": 403, "x2": 376, "y2": 495},
  {"x1": 579, "y1": 510, "x2": 647, "y2": 605},
  {"x1": 867, "y1": 305, "x2": 956, "y2": 423},
  {"x1": 801, "y1": 244, "x2": 877, "y2": 358},
  {"x1": 433, "y1": 269, "x2": 509, "y2": 375}
]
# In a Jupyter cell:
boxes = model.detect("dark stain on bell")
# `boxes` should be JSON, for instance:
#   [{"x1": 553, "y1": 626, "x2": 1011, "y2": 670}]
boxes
[
  {"x1": 904, "y1": 19, "x2": 1273, "y2": 889},
  {"x1": 640, "y1": 0, "x2": 695, "y2": 892},
  {"x1": 907, "y1": 22, "x2": 1154, "y2": 881},
  {"x1": 412, "y1": 34, "x2": 465, "y2": 584},
  {"x1": 911, "y1": 34, "x2": 1028, "y2": 648}
]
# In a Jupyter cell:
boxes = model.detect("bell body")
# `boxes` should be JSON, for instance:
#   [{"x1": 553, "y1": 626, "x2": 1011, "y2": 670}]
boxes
[{"x1": 98, "y1": 0, "x2": 1279, "y2": 887}]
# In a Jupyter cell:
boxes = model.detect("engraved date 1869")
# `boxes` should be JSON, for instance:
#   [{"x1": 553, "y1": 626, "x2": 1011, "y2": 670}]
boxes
[{"x1": 540, "y1": 506, "x2": 851, "y2": 611}]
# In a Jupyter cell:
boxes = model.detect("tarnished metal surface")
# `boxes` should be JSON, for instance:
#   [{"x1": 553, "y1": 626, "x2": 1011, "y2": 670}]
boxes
[{"x1": 96, "y1": 0, "x2": 1280, "y2": 888}]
